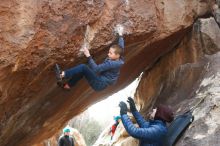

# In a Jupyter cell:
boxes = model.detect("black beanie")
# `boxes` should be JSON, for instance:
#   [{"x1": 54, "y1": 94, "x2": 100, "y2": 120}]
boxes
[{"x1": 154, "y1": 104, "x2": 174, "y2": 123}]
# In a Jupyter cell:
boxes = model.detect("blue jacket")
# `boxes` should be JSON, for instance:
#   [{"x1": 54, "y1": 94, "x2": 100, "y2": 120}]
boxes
[
  {"x1": 88, "y1": 36, "x2": 124, "y2": 85},
  {"x1": 121, "y1": 111, "x2": 167, "y2": 146}
]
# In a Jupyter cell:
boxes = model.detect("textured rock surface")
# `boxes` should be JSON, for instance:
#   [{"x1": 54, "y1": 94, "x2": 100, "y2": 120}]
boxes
[
  {"x1": 176, "y1": 53, "x2": 220, "y2": 146},
  {"x1": 0, "y1": 0, "x2": 216, "y2": 145},
  {"x1": 33, "y1": 133, "x2": 60, "y2": 146},
  {"x1": 213, "y1": 0, "x2": 220, "y2": 25},
  {"x1": 135, "y1": 17, "x2": 220, "y2": 146},
  {"x1": 175, "y1": 14, "x2": 220, "y2": 146},
  {"x1": 135, "y1": 17, "x2": 220, "y2": 112},
  {"x1": 94, "y1": 16, "x2": 220, "y2": 146}
]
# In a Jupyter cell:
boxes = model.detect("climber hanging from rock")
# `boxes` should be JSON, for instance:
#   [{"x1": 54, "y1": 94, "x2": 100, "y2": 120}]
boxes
[
  {"x1": 109, "y1": 115, "x2": 121, "y2": 140},
  {"x1": 55, "y1": 24, "x2": 125, "y2": 91},
  {"x1": 119, "y1": 97, "x2": 174, "y2": 146}
]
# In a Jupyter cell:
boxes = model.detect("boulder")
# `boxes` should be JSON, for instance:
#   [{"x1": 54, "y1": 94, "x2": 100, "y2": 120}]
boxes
[{"x1": 0, "y1": 0, "x2": 216, "y2": 145}]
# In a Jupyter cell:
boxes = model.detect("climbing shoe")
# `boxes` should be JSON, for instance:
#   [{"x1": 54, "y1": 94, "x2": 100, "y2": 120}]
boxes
[{"x1": 55, "y1": 63, "x2": 63, "y2": 84}]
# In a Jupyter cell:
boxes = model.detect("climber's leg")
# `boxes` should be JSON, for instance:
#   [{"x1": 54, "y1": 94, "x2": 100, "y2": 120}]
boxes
[
  {"x1": 55, "y1": 64, "x2": 107, "y2": 91},
  {"x1": 64, "y1": 64, "x2": 100, "y2": 89}
]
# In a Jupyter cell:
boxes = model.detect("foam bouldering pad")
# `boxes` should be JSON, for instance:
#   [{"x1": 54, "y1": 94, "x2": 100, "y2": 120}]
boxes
[{"x1": 163, "y1": 111, "x2": 194, "y2": 146}]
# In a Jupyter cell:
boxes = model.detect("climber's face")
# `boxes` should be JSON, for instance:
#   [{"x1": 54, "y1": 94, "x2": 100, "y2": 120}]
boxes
[
  {"x1": 108, "y1": 48, "x2": 120, "y2": 60},
  {"x1": 149, "y1": 108, "x2": 157, "y2": 120},
  {"x1": 64, "y1": 131, "x2": 70, "y2": 136}
]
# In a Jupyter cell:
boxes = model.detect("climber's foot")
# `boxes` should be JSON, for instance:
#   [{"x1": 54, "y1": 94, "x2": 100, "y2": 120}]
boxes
[{"x1": 55, "y1": 63, "x2": 63, "y2": 82}]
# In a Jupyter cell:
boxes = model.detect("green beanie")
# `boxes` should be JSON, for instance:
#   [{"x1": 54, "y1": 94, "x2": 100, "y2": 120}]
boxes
[
  {"x1": 114, "y1": 116, "x2": 121, "y2": 121},
  {"x1": 63, "y1": 128, "x2": 70, "y2": 133}
]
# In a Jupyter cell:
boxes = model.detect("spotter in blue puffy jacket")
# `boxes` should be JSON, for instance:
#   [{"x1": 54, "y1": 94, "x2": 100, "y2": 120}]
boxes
[{"x1": 119, "y1": 98, "x2": 174, "y2": 146}]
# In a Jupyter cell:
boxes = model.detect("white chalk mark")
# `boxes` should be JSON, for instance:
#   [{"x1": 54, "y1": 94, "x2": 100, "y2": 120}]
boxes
[
  {"x1": 80, "y1": 25, "x2": 91, "y2": 54},
  {"x1": 114, "y1": 24, "x2": 124, "y2": 36}
]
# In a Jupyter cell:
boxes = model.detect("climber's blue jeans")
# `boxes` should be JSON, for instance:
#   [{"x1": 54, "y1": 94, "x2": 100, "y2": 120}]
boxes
[{"x1": 64, "y1": 64, "x2": 108, "y2": 91}]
